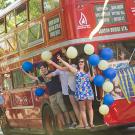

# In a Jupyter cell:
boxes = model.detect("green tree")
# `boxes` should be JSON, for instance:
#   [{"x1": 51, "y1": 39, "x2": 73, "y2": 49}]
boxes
[
  {"x1": 29, "y1": 0, "x2": 41, "y2": 20},
  {"x1": 0, "y1": 0, "x2": 16, "y2": 10}
]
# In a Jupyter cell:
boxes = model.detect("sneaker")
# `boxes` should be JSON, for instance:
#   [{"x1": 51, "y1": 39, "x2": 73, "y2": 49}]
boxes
[
  {"x1": 76, "y1": 124, "x2": 85, "y2": 129},
  {"x1": 71, "y1": 122, "x2": 77, "y2": 128},
  {"x1": 85, "y1": 124, "x2": 90, "y2": 129},
  {"x1": 90, "y1": 124, "x2": 95, "y2": 128},
  {"x1": 85, "y1": 125, "x2": 90, "y2": 129}
]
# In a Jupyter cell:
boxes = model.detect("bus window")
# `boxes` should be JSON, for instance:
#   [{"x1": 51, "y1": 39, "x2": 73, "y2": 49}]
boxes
[
  {"x1": 0, "y1": 75, "x2": 4, "y2": 91},
  {"x1": 15, "y1": 3, "x2": 27, "y2": 26},
  {"x1": 12, "y1": 69, "x2": 24, "y2": 89},
  {"x1": 99, "y1": 42, "x2": 135, "y2": 62},
  {"x1": 6, "y1": 11, "x2": 15, "y2": 32},
  {"x1": 23, "y1": 72, "x2": 37, "y2": 87},
  {"x1": 17, "y1": 29, "x2": 28, "y2": 50},
  {"x1": 29, "y1": 0, "x2": 42, "y2": 20},
  {"x1": 28, "y1": 23, "x2": 43, "y2": 46},
  {"x1": 0, "y1": 40, "x2": 10, "y2": 56},
  {"x1": 6, "y1": 35, "x2": 18, "y2": 54},
  {"x1": 0, "y1": 41, "x2": 5, "y2": 57},
  {"x1": 3, "y1": 73, "x2": 13, "y2": 90},
  {"x1": 43, "y1": 0, "x2": 59, "y2": 12},
  {"x1": 0, "y1": 18, "x2": 5, "y2": 34},
  {"x1": 0, "y1": 35, "x2": 17, "y2": 56}
]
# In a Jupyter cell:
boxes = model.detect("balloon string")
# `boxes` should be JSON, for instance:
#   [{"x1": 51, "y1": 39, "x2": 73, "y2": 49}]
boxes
[{"x1": 89, "y1": 0, "x2": 110, "y2": 40}]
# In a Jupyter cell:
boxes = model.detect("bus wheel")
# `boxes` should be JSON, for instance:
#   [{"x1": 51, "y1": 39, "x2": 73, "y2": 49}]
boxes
[
  {"x1": 1, "y1": 113, "x2": 10, "y2": 135},
  {"x1": 42, "y1": 105, "x2": 56, "y2": 135}
]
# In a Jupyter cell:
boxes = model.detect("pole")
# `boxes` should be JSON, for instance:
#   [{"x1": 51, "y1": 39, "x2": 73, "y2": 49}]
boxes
[{"x1": 129, "y1": 48, "x2": 135, "y2": 63}]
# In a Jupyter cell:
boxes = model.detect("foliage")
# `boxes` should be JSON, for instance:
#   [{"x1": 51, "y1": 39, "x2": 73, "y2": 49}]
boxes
[
  {"x1": 0, "y1": 0, "x2": 16, "y2": 10},
  {"x1": 29, "y1": 0, "x2": 41, "y2": 20}
]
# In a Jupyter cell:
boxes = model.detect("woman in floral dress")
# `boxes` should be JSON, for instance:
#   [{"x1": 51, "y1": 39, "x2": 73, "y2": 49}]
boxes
[{"x1": 57, "y1": 56, "x2": 94, "y2": 128}]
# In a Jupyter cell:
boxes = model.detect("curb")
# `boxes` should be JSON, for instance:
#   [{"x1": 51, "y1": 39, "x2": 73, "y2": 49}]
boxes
[
  {"x1": 9, "y1": 124, "x2": 109, "y2": 134},
  {"x1": 62, "y1": 124, "x2": 109, "y2": 133}
]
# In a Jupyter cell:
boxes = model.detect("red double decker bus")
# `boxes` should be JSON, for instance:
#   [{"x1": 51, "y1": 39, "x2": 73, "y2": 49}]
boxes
[{"x1": 0, "y1": 0, "x2": 135, "y2": 135}]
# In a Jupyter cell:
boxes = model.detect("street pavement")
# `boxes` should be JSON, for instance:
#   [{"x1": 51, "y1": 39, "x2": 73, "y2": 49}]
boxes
[
  {"x1": 1, "y1": 126, "x2": 135, "y2": 135},
  {"x1": 0, "y1": 128, "x2": 3, "y2": 135},
  {"x1": 61, "y1": 126, "x2": 135, "y2": 135}
]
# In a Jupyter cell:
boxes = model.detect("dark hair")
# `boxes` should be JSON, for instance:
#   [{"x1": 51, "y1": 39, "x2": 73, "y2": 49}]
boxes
[
  {"x1": 38, "y1": 62, "x2": 48, "y2": 69},
  {"x1": 77, "y1": 58, "x2": 89, "y2": 73}
]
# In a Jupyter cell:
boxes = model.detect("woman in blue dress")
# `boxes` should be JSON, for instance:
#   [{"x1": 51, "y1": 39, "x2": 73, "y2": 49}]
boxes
[{"x1": 57, "y1": 56, "x2": 94, "y2": 128}]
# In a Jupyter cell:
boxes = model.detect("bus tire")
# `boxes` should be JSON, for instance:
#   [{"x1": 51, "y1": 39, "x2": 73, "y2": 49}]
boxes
[
  {"x1": 1, "y1": 113, "x2": 10, "y2": 135},
  {"x1": 42, "y1": 104, "x2": 56, "y2": 135}
]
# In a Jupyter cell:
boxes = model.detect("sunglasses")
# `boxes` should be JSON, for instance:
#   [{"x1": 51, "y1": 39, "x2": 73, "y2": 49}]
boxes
[{"x1": 79, "y1": 60, "x2": 84, "y2": 63}]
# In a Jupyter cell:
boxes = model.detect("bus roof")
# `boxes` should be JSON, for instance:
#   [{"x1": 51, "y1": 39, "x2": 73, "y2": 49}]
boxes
[{"x1": 0, "y1": 0, "x2": 27, "y2": 19}]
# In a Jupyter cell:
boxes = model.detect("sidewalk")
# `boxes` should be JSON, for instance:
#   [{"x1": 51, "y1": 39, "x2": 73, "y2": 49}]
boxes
[
  {"x1": 64, "y1": 124, "x2": 108, "y2": 132},
  {"x1": 0, "y1": 128, "x2": 3, "y2": 135},
  {"x1": 9, "y1": 124, "x2": 108, "y2": 135}
]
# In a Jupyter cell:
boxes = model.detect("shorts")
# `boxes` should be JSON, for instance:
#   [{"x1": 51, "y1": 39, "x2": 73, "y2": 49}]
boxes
[
  {"x1": 49, "y1": 91, "x2": 67, "y2": 115},
  {"x1": 68, "y1": 86, "x2": 75, "y2": 96},
  {"x1": 63, "y1": 95, "x2": 73, "y2": 112}
]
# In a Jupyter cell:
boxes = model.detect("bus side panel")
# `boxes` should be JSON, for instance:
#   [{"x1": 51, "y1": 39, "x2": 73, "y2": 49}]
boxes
[
  {"x1": 104, "y1": 98, "x2": 135, "y2": 126},
  {"x1": 63, "y1": 0, "x2": 135, "y2": 42},
  {"x1": 63, "y1": 0, "x2": 96, "y2": 39},
  {"x1": 3, "y1": 89, "x2": 48, "y2": 129},
  {"x1": 6, "y1": 109, "x2": 42, "y2": 128},
  {"x1": 126, "y1": 0, "x2": 135, "y2": 32}
]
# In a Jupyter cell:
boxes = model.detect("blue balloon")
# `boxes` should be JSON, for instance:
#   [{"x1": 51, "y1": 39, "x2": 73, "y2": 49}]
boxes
[
  {"x1": 35, "y1": 88, "x2": 45, "y2": 97},
  {"x1": 103, "y1": 68, "x2": 117, "y2": 80},
  {"x1": 22, "y1": 61, "x2": 33, "y2": 72},
  {"x1": 93, "y1": 75, "x2": 105, "y2": 87},
  {"x1": 100, "y1": 48, "x2": 113, "y2": 60},
  {"x1": 103, "y1": 94, "x2": 114, "y2": 106},
  {"x1": 88, "y1": 54, "x2": 100, "y2": 66}
]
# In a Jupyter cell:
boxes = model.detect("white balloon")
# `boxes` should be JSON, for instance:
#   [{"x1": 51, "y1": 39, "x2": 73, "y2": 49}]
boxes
[
  {"x1": 66, "y1": 46, "x2": 78, "y2": 59},
  {"x1": 98, "y1": 60, "x2": 109, "y2": 70},
  {"x1": 41, "y1": 51, "x2": 52, "y2": 61},
  {"x1": 84, "y1": 44, "x2": 94, "y2": 55},
  {"x1": 103, "y1": 81, "x2": 114, "y2": 93},
  {"x1": 99, "y1": 104, "x2": 109, "y2": 115}
]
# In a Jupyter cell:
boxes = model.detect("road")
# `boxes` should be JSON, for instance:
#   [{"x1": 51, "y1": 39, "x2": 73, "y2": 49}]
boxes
[
  {"x1": 61, "y1": 127, "x2": 135, "y2": 135},
  {"x1": 0, "y1": 128, "x2": 3, "y2": 135},
  {"x1": 1, "y1": 126, "x2": 135, "y2": 135}
]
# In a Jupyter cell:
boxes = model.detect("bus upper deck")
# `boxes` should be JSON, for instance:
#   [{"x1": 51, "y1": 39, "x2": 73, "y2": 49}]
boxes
[{"x1": 0, "y1": 0, "x2": 135, "y2": 135}]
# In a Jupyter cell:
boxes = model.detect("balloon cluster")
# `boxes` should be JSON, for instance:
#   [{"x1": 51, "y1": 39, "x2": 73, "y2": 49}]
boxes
[
  {"x1": 59, "y1": 44, "x2": 116, "y2": 116},
  {"x1": 86, "y1": 46, "x2": 116, "y2": 116},
  {"x1": 40, "y1": 45, "x2": 116, "y2": 115},
  {"x1": 60, "y1": 44, "x2": 116, "y2": 115}
]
